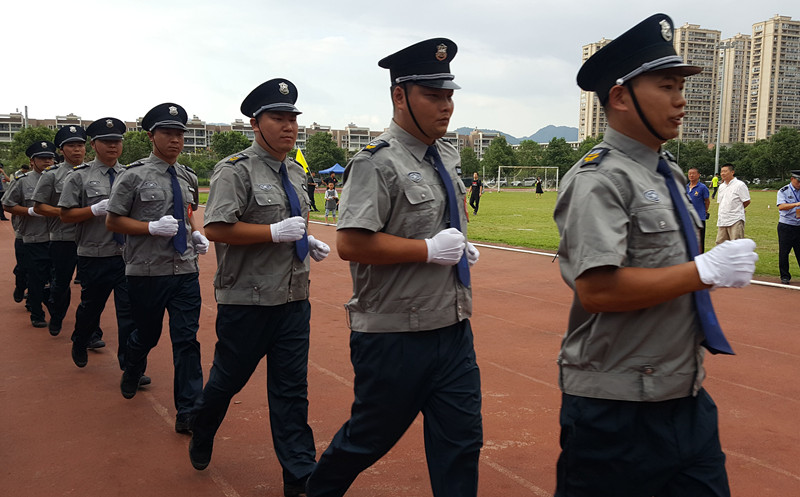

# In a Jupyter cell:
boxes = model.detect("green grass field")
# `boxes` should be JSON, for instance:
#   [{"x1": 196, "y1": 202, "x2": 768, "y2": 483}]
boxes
[{"x1": 200, "y1": 188, "x2": 785, "y2": 278}]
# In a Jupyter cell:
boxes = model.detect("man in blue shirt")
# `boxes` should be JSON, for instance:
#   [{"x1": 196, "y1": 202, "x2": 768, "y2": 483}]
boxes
[
  {"x1": 777, "y1": 170, "x2": 800, "y2": 284},
  {"x1": 686, "y1": 167, "x2": 710, "y2": 252}
]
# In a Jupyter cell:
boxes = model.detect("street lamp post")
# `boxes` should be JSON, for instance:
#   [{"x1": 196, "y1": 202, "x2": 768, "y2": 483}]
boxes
[{"x1": 714, "y1": 41, "x2": 735, "y2": 176}]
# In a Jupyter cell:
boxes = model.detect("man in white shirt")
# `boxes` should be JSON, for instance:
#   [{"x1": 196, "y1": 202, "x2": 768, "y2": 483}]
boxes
[{"x1": 716, "y1": 163, "x2": 750, "y2": 244}]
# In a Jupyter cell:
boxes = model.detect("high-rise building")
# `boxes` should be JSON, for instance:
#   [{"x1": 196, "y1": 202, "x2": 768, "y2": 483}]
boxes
[
  {"x1": 718, "y1": 34, "x2": 752, "y2": 144},
  {"x1": 577, "y1": 38, "x2": 612, "y2": 142},
  {"x1": 674, "y1": 23, "x2": 721, "y2": 143},
  {"x1": 744, "y1": 15, "x2": 800, "y2": 142}
]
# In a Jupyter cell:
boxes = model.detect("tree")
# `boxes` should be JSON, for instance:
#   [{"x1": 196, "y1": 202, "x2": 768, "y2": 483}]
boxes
[
  {"x1": 211, "y1": 131, "x2": 251, "y2": 160},
  {"x1": 304, "y1": 132, "x2": 345, "y2": 173},
  {"x1": 541, "y1": 137, "x2": 577, "y2": 177},
  {"x1": 459, "y1": 147, "x2": 480, "y2": 176},
  {"x1": 120, "y1": 130, "x2": 152, "y2": 165},
  {"x1": 768, "y1": 127, "x2": 800, "y2": 181},
  {"x1": 675, "y1": 140, "x2": 714, "y2": 176},
  {"x1": 514, "y1": 140, "x2": 543, "y2": 167},
  {"x1": 179, "y1": 148, "x2": 217, "y2": 180},
  {"x1": 5, "y1": 126, "x2": 56, "y2": 171},
  {"x1": 480, "y1": 136, "x2": 515, "y2": 177}
]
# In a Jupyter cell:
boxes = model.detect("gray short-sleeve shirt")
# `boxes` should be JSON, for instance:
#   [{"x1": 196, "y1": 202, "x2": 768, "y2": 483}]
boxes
[
  {"x1": 204, "y1": 142, "x2": 310, "y2": 306},
  {"x1": 32, "y1": 162, "x2": 77, "y2": 241},
  {"x1": 2, "y1": 170, "x2": 50, "y2": 243},
  {"x1": 106, "y1": 153, "x2": 200, "y2": 276},
  {"x1": 337, "y1": 120, "x2": 472, "y2": 333},
  {"x1": 553, "y1": 127, "x2": 705, "y2": 402},
  {"x1": 58, "y1": 159, "x2": 124, "y2": 257}
]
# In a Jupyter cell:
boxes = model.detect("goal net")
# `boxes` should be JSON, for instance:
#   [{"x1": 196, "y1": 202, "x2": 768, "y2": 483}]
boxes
[{"x1": 493, "y1": 166, "x2": 559, "y2": 192}]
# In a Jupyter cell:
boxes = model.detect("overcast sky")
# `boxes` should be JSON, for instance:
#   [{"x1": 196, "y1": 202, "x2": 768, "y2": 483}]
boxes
[{"x1": 2, "y1": 1, "x2": 796, "y2": 138}]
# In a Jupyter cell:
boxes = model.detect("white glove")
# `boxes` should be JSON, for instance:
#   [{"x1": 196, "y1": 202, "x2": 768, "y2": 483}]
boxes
[
  {"x1": 466, "y1": 242, "x2": 480, "y2": 266},
  {"x1": 27, "y1": 207, "x2": 44, "y2": 217},
  {"x1": 270, "y1": 216, "x2": 306, "y2": 243},
  {"x1": 425, "y1": 227, "x2": 466, "y2": 266},
  {"x1": 148, "y1": 215, "x2": 180, "y2": 237},
  {"x1": 307, "y1": 235, "x2": 330, "y2": 262},
  {"x1": 192, "y1": 230, "x2": 209, "y2": 255},
  {"x1": 90, "y1": 199, "x2": 109, "y2": 216},
  {"x1": 695, "y1": 239, "x2": 758, "y2": 288}
]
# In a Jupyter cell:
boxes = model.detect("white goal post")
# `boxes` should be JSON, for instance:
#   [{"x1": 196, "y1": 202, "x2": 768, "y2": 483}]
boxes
[{"x1": 493, "y1": 166, "x2": 560, "y2": 193}]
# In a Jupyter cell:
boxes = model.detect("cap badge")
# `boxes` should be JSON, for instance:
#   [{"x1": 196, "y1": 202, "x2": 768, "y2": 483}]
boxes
[
  {"x1": 660, "y1": 19, "x2": 673, "y2": 42},
  {"x1": 41, "y1": 142, "x2": 47, "y2": 148},
  {"x1": 169, "y1": 106, "x2": 178, "y2": 116},
  {"x1": 435, "y1": 43, "x2": 448, "y2": 61},
  {"x1": 69, "y1": 126, "x2": 76, "y2": 133},
  {"x1": 278, "y1": 82, "x2": 289, "y2": 95},
  {"x1": 106, "y1": 119, "x2": 113, "y2": 128}
]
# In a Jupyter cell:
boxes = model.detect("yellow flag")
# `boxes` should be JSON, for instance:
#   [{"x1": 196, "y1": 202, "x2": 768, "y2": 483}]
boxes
[{"x1": 295, "y1": 148, "x2": 310, "y2": 173}]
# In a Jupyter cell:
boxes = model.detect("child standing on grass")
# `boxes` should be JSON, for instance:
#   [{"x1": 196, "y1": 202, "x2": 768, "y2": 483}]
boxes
[{"x1": 324, "y1": 182, "x2": 338, "y2": 225}]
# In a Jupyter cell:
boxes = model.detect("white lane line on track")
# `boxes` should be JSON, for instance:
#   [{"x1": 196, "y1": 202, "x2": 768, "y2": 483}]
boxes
[
  {"x1": 145, "y1": 392, "x2": 243, "y2": 497},
  {"x1": 481, "y1": 458, "x2": 553, "y2": 496},
  {"x1": 309, "y1": 359, "x2": 354, "y2": 388},
  {"x1": 726, "y1": 449, "x2": 800, "y2": 482},
  {"x1": 707, "y1": 376, "x2": 800, "y2": 404},
  {"x1": 487, "y1": 361, "x2": 559, "y2": 390}
]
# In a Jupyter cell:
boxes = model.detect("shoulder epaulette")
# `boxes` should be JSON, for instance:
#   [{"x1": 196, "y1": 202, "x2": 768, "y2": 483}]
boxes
[
  {"x1": 225, "y1": 153, "x2": 249, "y2": 164},
  {"x1": 73, "y1": 164, "x2": 90, "y2": 170},
  {"x1": 182, "y1": 164, "x2": 196, "y2": 175},
  {"x1": 363, "y1": 139, "x2": 389, "y2": 154},
  {"x1": 579, "y1": 147, "x2": 610, "y2": 168},
  {"x1": 780, "y1": 185, "x2": 789, "y2": 192},
  {"x1": 44, "y1": 165, "x2": 58, "y2": 172},
  {"x1": 663, "y1": 150, "x2": 677, "y2": 162},
  {"x1": 125, "y1": 161, "x2": 145, "y2": 169},
  {"x1": 16, "y1": 171, "x2": 29, "y2": 178}
]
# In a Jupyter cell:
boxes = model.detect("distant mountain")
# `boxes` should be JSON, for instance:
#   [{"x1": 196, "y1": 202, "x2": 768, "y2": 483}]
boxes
[{"x1": 454, "y1": 125, "x2": 578, "y2": 145}]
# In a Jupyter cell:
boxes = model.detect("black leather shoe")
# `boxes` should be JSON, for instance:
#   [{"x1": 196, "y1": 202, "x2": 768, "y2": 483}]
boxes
[
  {"x1": 31, "y1": 318, "x2": 48, "y2": 328},
  {"x1": 139, "y1": 375, "x2": 151, "y2": 387},
  {"x1": 175, "y1": 413, "x2": 192, "y2": 434},
  {"x1": 781, "y1": 278, "x2": 790, "y2": 285},
  {"x1": 284, "y1": 477, "x2": 309, "y2": 497},
  {"x1": 87, "y1": 338, "x2": 106, "y2": 349},
  {"x1": 189, "y1": 433, "x2": 213, "y2": 470},
  {"x1": 13, "y1": 288, "x2": 24, "y2": 303},
  {"x1": 71, "y1": 343, "x2": 88, "y2": 368},
  {"x1": 48, "y1": 319, "x2": 62, "y2": 336},
  {"x1": 120, "y1": 371, "x2": 141, "y2": 399}
]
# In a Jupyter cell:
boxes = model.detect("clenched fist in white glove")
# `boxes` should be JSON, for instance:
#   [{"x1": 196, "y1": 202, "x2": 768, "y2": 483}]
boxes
[
  {"x1": 90, "y1": 199, "x2": 109, "y2": 216},
  {"x1": 148, "y1": 215, "x2": 180, "y2": 237},
  {"x1": 466, "y1": 242, "x2": 480, "y2": 266},
  {"x1": 425, "y1": 227, "x2": 466, "y2": 266},
  {"x1": 270, "y1": 216, "x2": 306, "y2": 243},
  {"x1": 695, "y1": 239, "x2": 758, "y2": 288},
  {"x1": 192, "y1": 230, "x2": 209, "y2": 255},
  {"x1": 307, "y1": 235, "x2": 330, "y2": 262},
  {"x1": 27, "y1": 207, "x2": 44, "y2": 217}
]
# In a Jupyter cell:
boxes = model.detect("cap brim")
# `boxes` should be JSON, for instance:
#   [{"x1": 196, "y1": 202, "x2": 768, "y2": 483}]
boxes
[
  {"x1": 58, "y1": 137, "x2": 86, "y2": 147},
  {"x1": 30, "y1": 152, "x2": 55, "y2": 158},
  {"x1": 91, "y1": 134, "x2": 124, "y2": 141},
  {"x1": 651, "y1": 62, "x2": 703, "y2": 76},
  {"x1": 254, "y1": 104, "x2": 302, "y2": 116},
  {"x1": 415, "y1": 80, "x2": 461, "y2": 90}
]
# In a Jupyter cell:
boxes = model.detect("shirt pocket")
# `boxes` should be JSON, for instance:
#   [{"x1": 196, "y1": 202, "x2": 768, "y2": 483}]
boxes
[
  {"x1": 247, "y1": 190, "x2": 283, "y2": 224},
  {"x1": 138, "y1": 188, "x2": 168, "y2": 220},
  {"x1": 629, "y1": 206, "x2": 686, "y2": 266},
  {"x1": 403, "y1": 184, "x2": 437, "y2": 238},
  {"x1": 86, "y1": 185, "x2": 110, "y2": 203}
]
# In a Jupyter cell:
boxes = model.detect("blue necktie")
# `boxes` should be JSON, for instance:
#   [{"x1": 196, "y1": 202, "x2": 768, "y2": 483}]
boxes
[
  {"x1": 656, "y1": 158, "x2": 733, "y2": 355},
  {"x1": 106, "y1": 168, "x2": 125, "y2": 246},
  {"x1": 166, "y1": 166, "x2": 188, "y2": 254},
  {"x1": 426, "y1": 145, "x2": 470, "y2": 287},
  {"x1": 279, "y1": 162, "x2": 309, "y2": 261}
]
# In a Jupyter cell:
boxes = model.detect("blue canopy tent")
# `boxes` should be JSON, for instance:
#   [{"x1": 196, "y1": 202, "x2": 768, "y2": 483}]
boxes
[{"x1": 318, "y1": 163, "x2": 345, "y2": 174}]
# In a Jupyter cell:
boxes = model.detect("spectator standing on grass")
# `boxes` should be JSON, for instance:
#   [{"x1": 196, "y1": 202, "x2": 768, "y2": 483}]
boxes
[
  {"x1": 535, "y1": 176, "x2": 544, "y2": 198},
  {"x1": 711, "y1": 173, "x2": 719, "y2": 199},
  {"x1": 686, "y1": 167, "x2": 710, "y2": 253},
  {"x1": 716, "y1": 163, "x2": 750, "y2": 244},
  {"x1": 468, "y1": 172, "x2": 483, "y2": 215},
  {"x1": 554, "y1": 14, "x2": 758, "y2": 496},
  {"x1": 776, "y1": 170, "x2": 800, "y2": 285},
  {"x1": 324, "y1": 181, "x2": 338, "y2": 224}
]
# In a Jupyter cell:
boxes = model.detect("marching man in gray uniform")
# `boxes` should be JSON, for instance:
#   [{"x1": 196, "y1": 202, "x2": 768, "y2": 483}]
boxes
[
  {"x1": 3, "y1": 141, "x2": 57, "y2": 328},
  {"x1": 59, "y1": 117, "x2": 143, "y2": 382},
  {"x1": 553, "y1": 14, "x2": 759, "y2": 496},
  {"x1": 307, "y1": 38, "x2": 482, "y2": 497},
  {"x1": 106, "y1": 103, "x2": 207, "y2": 435},
  {"x1": 189, "y1": 79, "x2": 329, "y2": 497},
  {"x1": 32, "y1": 125, "x2": 86, "y2": 336}
]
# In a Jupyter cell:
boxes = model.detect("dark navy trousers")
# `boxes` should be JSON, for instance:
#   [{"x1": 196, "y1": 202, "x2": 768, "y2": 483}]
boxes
[
  {"x1": 555, "y1": 389, "x2": 730, "y2": 497},
  {"x1": 71, "y1": 256, "x2": 134, "y2": 366},
  {"x1": 307, "y1": 320, "x2": 483, "y2": 497},
  {"x1": 48, "y1": 240, "x2": 77, "y2": 327},
  {"x1": 124, "y1": 273, "x2": 203, "y2": 415},
  {"x1": 14, "y1": 237, "x2": 26, "y2": 294},
  {"x1": 191, "y1": 300, "x2": 315, "y2": 485},
  {"x1": 23, "y1": 242, "x2": 52, "y2": 322}
]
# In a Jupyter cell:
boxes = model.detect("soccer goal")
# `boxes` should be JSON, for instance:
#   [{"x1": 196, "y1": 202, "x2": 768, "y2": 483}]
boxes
[{"x1": 494, "y1": 166, "x2": 560, "y2": 193}]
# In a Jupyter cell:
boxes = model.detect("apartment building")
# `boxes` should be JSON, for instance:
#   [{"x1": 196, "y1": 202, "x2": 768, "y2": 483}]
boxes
[
  {"x1": 719, "y1": 34, "x2": 752, "y2": 143},
  {"x1": 674, "y1": 24, "x2": 721, "y2": 142},
  {"x1": 577, "y1": 38, "x2": 612, "y2": 142}
]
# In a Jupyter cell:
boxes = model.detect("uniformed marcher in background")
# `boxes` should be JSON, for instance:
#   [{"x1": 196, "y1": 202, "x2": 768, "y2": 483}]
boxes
[
  {"x1": 776, "y1": 170, "x2": 800, "y2": 285},
  {"x1": 0, "y1": 162, "x2": 9, "y2": 221},
  {"x1": 553, "y1": 14, "x2": 759, "y2": 496},
  {"x1": 188, "y1": 79, "x2": 330, "y2": 497},
  {"x1": 107, "y1": 103, "x2": 207, "y2": 434},
  {"x1": 306, "y1": 39, "x2": 482, "y2": 497},
  {"x1": 6, "y1": 162, "x2": 31, "y2": 304},
  {"x1": 32, "y1": 125, "x2": 86, "y2": 336},
  {"x1": 59, "y1": 118, "x2": 146, "y2": 384},
  {"x1": 2, "y1": 141, "x2": 57, "y2": 328}
]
